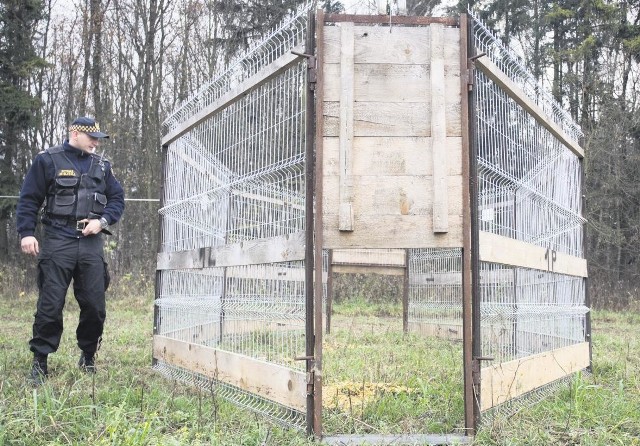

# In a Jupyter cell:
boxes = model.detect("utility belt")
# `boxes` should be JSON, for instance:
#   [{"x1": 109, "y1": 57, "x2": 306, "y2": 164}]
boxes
[{"x1": 45, "y1": 215, "x2": 111, "y2": 235}]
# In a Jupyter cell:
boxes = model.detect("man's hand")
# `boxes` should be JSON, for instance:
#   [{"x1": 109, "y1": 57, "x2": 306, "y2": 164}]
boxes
[
  {"x1": 80, "y1": 218, "x2": 104, "y2": 236},
  {"x1": 21, "y1": 236, "x2": 39, "y2": 256}
]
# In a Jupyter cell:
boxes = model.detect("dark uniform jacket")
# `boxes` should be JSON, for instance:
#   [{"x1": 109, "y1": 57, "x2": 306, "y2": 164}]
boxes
[{"x1": 17, "y1": 141, "x2": 125, "y2": 238}]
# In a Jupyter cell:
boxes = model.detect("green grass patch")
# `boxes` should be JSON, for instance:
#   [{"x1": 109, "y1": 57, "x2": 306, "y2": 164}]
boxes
[{"x1": 1, "y1": 291, "x2": 638, "y2": 445}]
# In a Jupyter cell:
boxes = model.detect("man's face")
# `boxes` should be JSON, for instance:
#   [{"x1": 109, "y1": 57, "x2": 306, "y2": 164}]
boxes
[{"x1": 70, "y1": 131, "x2": 101, "y2": 153}]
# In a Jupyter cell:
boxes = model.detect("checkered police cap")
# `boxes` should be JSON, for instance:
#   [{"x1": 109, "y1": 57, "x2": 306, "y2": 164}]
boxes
[{"x1": 69, "y1": 117, "x2": 109, "y2": 138}]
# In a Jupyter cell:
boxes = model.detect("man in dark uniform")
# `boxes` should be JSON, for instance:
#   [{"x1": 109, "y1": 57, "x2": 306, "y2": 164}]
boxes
[{"x1": 17, "y1": 116, "x2": 125, "y2": 385}]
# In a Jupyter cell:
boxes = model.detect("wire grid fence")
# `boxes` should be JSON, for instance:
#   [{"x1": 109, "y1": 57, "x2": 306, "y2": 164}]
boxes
[
  {"x1": 479, "y1": 264, "x2": 587, "y2": 363},
  {"x1": 470, "y1": 13, "x2": 588, "y2": 418},
  {"x1": 155, "y1": 4, "x2": 314, "y2": 431},
  {"x1": 407, "y1": 248, "x2": 463, "y2": 337},
  {"x1": 162, "y1": 1, "x2": 315, "y2": 135},
  {"x1": 159, "y1": 60, "x2": 308, "y2": 252},
  {"x1": 471, "y1": 14, "x2": 583, "y2": 145}
]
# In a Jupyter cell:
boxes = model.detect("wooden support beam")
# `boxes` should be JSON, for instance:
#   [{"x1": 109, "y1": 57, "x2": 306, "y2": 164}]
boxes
[
  {"x1": 431, "y1": 23, "x2": 449, "y2": 233},
  {"x1": 480, "y1": 342, "x2": 590, "y2": 411},
  {"x1": 479, "y1": 231, "x2": 588, "y2": 277},
  {"x1": 339, "y1": 22, "x2": 355, "y2": 231},
  {"x1": 153, "y1": 335, "x2": 307, "y2": 411},
  {"x1": 157, "y1": 231, "x2": 306, "y2": 270}
]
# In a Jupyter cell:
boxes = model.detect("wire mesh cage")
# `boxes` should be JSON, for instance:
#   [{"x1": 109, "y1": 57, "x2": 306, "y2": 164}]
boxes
[
  {"x1": 154, "y1": 2, "x2": 314, "y2": 432},
  {"x1": 154, "y1": 6, "x2": 589, "y2": 440}
]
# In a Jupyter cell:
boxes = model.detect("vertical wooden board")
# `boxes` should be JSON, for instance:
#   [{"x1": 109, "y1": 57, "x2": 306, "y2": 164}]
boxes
[
  {"x1": 323, "y1": 136, "x2": 462, "y2": 177},
  {"x1": 444, "y1": 27, "x2": 462, "y2": 137},
  {"x1": 431, "y1": 23, "x2": 449, "y2": 233},
  {"x1": 323, "y1": 102, "x2": 430, "y2": 137},
  {"x1": 339, "y1": 22, "x2": 355, "y2": 232},
  {"x1": 323, "y1": 26, "x2": 431, "y2": 64}
]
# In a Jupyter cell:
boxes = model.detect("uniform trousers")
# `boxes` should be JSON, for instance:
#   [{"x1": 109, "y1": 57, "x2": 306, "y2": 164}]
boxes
[{"x1": 30, "y1": 229, "x2": 109, "y2": 357}]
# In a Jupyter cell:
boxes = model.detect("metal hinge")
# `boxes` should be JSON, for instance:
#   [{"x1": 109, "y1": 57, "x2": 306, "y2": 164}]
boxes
[
  {"x1": 306, "y1": 370, "x2": 315, "y2": 396},
  {"x1": 291, "y1": 50, "x2": 317, "y2": 90}
]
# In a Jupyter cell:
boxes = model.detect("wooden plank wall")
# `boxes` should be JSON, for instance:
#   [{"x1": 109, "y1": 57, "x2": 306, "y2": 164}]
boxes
[{"x1": 321, "y1": 24, "x2": 463, "y2": 249}]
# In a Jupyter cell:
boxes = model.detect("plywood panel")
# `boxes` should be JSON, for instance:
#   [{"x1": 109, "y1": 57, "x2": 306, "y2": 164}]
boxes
[
  {"x1": 320, "y1": 21, "x2": 464, "y2": 250},
  {"x1": 480, "y1": 342, "x2": 590, "y2": 411},
  {"x1": 153, "y1": 336, "x2": 307, "y2": 411}
]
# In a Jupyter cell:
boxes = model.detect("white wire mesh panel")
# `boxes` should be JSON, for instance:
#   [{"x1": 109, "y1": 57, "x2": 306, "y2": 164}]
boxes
[
  {"x1": 163, "y1": 1, "x2": 314, "y2": 135},
  {"x1": 479, "y1": 263, "x2": 587, "y2": 364},
  {"x1": 156, "y1": 269, "x2": 223, "y2": 345},
  {"x1": 159, "y1": 61, "x2": 308, "y2": 252},
  {"x1": 472, "y1": 17, "x2": 585, "y2": 257},
  {"x1": 155, "y1": 2, "x2": 314, "y2": 431},
  {"x1": 407, "y1": 248, "x2": 463, "y2": 338},
  {"x1": 153, "y1": 361, "x2": 306, "y2": 430},
  {"x1": 470, "y1": 12, "x2": 588, "y2": 419}
]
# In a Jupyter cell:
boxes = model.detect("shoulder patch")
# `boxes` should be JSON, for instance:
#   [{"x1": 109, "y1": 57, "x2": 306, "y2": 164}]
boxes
[{"x1": 58, "y1": 169, "x2": 78, "y2": 177}]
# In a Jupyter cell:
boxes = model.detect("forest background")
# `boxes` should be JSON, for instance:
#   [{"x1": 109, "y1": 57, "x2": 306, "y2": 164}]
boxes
[{"x1": 1, "y1": 0, "x2": 639, "y2": 309}]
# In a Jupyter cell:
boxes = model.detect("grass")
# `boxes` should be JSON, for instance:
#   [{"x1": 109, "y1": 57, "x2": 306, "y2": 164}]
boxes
[{"x1": 0, "y1": 289, "x2": 638, "y2": 445}]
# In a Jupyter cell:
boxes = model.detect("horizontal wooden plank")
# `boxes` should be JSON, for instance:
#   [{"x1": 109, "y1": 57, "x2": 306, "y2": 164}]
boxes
[
  {"x1": 323, "y1": 13, "x2": 459, "y2": 26},
  {"x1": 324, "y1": 101, "x2": 430, "y2": 137},
  {"x1": 480, "y1": 342, "x2": 590, "y2": 411},
  {"x1": 162, "y1": 48, "x2": 303, "y2": 146},
  {"x1": 323, "y1": 214, "x2": 464, "y2": 249},
  {"x1": 474, "y1": 55, "x2": 584, "y2": 159},
  {"x1": 332, "y1": 264, "x2": 405, "y2": 276},
  {"x1": 323, "y1": 175, "x2": 464, "y2": 218},
  {"x1": 408, "y1": 321, "x2": 463, "y2": 340},
  {"x1": 157, "y1": 248, "x2": 206, "y2": 270},
  {"x1": 157, "y1": 231, "x2": 306, "y2": 270},
  {"x1": 153, "y1": 335, "x2": 307, "y2": 411},
  {"x1": 209, "y1": 231, "x2": 306, "y2": 267},
  {"x1": 479, "y1": 231, "x2": 588, "y2": 277},
  {"x1": 332, "y1": 248, "x2": 406, "y2": 266},
  {"x1": 324, "y1": 102, "x2": 461, "y2": 138},
  {"x1": 324, "y1": 63, "x2": 430, "y2": 102},
  {"x1": 323, "y1": 137, "x2": 462, "y2": 177},
  {"x1": 323, "y1": 25, "x2": 460, "y2": 65}
]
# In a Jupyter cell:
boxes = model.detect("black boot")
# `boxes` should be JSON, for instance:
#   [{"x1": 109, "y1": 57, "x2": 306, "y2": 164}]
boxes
[
  {"x1": 78, "y1": 352, "x2": 96, "y2": 374},
  {"x1": 29, "y1": 354, "x2": 48, "y2": 386}
]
